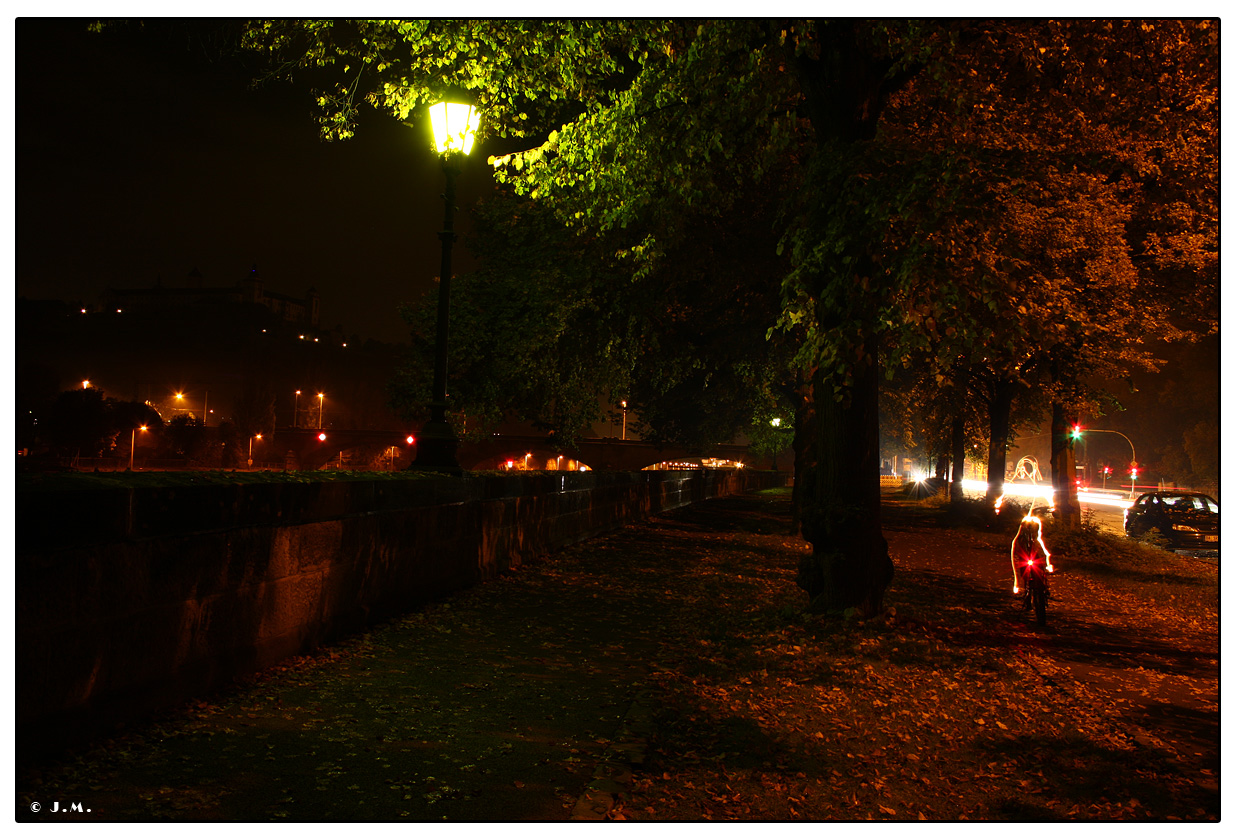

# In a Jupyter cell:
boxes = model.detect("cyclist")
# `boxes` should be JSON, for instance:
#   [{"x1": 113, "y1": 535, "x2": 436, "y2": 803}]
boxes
[{"x1": 1010, "y1": 513, "x2": 1053, "y2": 596}]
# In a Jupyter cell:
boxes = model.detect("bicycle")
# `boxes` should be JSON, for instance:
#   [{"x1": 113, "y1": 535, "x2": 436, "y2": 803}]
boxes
[{"x1": 1019, "y1": 555, "x2": 1049, "y2": 627}]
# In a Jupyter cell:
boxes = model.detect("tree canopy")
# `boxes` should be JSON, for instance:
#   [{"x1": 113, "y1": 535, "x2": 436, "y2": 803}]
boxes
[{"x1": 244, "y1": 18, "x2": 1218, "y2": 613}]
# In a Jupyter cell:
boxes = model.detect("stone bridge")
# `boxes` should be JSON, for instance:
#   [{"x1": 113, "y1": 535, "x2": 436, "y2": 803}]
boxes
[{"x1": 267, "y1": 428, "x2": 781, "y2": 472}]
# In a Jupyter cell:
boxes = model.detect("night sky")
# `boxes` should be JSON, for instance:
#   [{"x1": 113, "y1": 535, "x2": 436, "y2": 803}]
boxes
[{"x1": 15, "y1": 18, "x2": 493, "y2": 345}]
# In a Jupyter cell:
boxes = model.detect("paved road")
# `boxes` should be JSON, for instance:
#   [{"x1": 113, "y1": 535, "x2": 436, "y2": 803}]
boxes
[{"x1": 1080, "y1": 501, "x2": 1127, "y2": 535}]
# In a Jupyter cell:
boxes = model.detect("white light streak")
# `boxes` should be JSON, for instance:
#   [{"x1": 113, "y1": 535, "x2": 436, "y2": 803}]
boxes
[{"x1": 961, "y1": 479, "x2": 1132, "y2": 510}]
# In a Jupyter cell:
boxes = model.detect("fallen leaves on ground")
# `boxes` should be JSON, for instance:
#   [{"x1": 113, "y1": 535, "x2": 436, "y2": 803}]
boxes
[
  {"x1": 619, "y1": 494, "x2": 1218, "y2": 821},
  {"x1": 15, "y1": 490, "x2": 1217, "y2": 821}
]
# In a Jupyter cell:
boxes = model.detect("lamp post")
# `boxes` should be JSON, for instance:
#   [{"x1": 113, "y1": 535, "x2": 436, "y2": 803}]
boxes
[
  {"x1": 294, "y1": 390, "x2": 301, "y2": 428},
  {"x1": 411, "y1": 96, "x2": 481, "y2": 474},
  {"x1": 129, "y1": 425, "x2": 147, "y2": 471},
  {"x1": 248, "y1": 433, "x2": 262, "y2": 469},
  {"x1": 621, "y1": 401, "x2": 628, "y2": 441},
  {"x1": 317, "y1": 392, "x2": 325, "y2": 429},
  {"x1": 770, "y1": 417, "x2": 782, "y2": 471}
]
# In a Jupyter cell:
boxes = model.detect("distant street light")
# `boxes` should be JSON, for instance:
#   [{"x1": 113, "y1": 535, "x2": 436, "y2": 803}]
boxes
[
  {"x1": 294, "y1": 390, "x2": 302, "y2": 428},
  {"x1": 621, "y1": 401, "x2": 628, "y2": 441},
  {"x1": 412, "y1": 95, "x2": 481, "y2": 474},
  {"x1": 129, "y1": 425, "x2": 147, "y2": 470},
  {"x1": 317, "y1": 392, "x2": 325, "y2": 428},
  {"x1": 174, "y1": 390, "x2": 208, "y2": 425},
  {"x1": 82, "y1": 380, "x2": 90, "y2": 389},
  {"x1": 770, "y1": 417, "x2": 782, "y2": 471},
  {"x1": 248, "y1": 433, "x2": 262, "y2": 469}
]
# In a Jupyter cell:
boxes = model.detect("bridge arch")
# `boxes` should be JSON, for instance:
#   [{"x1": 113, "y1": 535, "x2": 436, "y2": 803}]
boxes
[
  {"x1": 465, "y1": 447, "x2": 593, "y2": 472},
  {"x1": 458, "y1": 435, "x2": 770, "y2": 472},
  {"x1": 270, "y1": 429, "x2": 774, "y2": 473}
]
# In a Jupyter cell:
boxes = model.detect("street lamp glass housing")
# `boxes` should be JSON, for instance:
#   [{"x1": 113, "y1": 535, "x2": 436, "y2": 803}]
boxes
[{"x1": 429, "y1": 101, "x2": 480, "y2": 155}]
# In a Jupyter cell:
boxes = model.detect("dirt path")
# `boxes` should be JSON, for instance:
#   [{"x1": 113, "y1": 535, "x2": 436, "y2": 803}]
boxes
[
  {"x1": 881, "y1": 503, "x2": 1219, "y2": 800},
  {"x1": 16, "y1": 491, "x2": 1218, "y2": 821},
  {"x1": 619, "y1": 494, "x2": 1219, "y2": 820}
]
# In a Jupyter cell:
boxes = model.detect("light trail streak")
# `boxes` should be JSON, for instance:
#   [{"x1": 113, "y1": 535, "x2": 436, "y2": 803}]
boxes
[{"x1": 960, "y1": 479, "x2": 1132, "y2": 510}]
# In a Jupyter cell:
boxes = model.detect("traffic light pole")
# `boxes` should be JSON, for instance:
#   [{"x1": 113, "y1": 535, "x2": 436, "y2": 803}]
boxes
[{"x1": 1080, "y1": 429, "x2": 1137, "y2": 498}]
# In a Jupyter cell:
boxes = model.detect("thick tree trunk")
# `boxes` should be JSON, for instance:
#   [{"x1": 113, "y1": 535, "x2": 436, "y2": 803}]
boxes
[
  {"x1": 796, "y1": 333, "x2": 894, "y2": 617},
  {"x1": 1050, "y1": 402, "x2": 1081, "y2": 527},
  {"x1": 788, "y1": 21, "x2": 909, "y2": 617},
  {"x1": 984, "y1": 378, "x2": 1014, "y2": 506},
  {"x1": 949, "y1": 413, "x2": 967, "y2": 504}
]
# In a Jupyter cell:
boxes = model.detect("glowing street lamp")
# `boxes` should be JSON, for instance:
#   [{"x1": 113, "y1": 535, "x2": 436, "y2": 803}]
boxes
[
  {"x1": 770, "y1": 417, "x2": 783, "y2": 471},
  {"x1": 248, "y1": 433, "x2": 262, "y2": 469},
  {"x1": 621, "y1": 401, "x2": 628, "y2": 441},
  {"x1": 317, "y1": 392, "x2": 325, "y2": 428},
  {"x1": 428, "y1": 100, "x2": 481, "y2": 156},
  {"x1": 294, "y1": 390, "x2": 302, "y2": 428},
  {"x1": 129, "y1": 425, "x2": 147, "y2": 471},
  {"x1": 412, "y1": 95, "x2": 481, "y2": 474},
  {"x1": 174, "y1": 390, "x2": 208, "y2": 425}
]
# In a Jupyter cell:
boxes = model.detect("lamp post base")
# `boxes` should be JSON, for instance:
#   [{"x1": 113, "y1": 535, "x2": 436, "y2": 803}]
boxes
[{"x1": 407, "y1": 417, "x2": 462, "y2": 475}]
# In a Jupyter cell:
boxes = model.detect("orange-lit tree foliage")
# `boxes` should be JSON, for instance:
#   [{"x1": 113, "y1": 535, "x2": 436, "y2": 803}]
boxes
[{"x1": 873, "y1": 20, "x2": 1217, "y2": 524}]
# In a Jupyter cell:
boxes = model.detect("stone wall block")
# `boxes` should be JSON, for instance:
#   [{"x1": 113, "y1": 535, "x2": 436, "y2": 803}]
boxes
[
  {"x1": 268, "y1": 519, "x2": 346, "y2": 580},
  {"x1": 18, "y1": 469, "x2": 781, "y2": 760}
]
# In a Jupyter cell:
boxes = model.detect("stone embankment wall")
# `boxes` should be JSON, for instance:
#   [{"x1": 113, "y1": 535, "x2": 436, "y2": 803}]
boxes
[{"x1": 17, "y1": 469, "x2": 781, "y2": 759}]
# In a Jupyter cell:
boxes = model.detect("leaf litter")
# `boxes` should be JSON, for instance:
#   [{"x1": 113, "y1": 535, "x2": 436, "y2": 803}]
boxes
[{"x1": 16, "y1": 489, "x2": 1217, "y2": 820}]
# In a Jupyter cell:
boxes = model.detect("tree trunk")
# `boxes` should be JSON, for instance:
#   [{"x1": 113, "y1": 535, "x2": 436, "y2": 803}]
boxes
[
  {"x1": 949, "y1": 413, "x2": 967, "y2": 504},
  {"x1": 796, "y1": 333, "x2": 894, "y2": 617},
  {"x1": 788, "y1": 20, "x2": 909, "y2": 617},
  {"x1": 790, "y1": 375, "x2": 811, "y2": 534},
  {"x1": 984, "y1": 378, "x2": 1014, "y2": 506},
  {"x1": 1050, "y1": 402, "x2": 1081, "y2": 527}
]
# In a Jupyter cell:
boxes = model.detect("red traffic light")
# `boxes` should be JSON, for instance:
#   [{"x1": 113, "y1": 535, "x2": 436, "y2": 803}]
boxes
[
  {"x1": 318, "y1": 432, "x2": 327, "y2": 442},
  {"x1": 406, "y1": 435, "x2": 415, "y2": 445}
]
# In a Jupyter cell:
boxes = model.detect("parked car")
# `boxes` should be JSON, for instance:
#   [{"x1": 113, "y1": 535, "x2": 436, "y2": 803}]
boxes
[{"x1": 1124, "y1": 492, "x2": 1219, "y2": 550}]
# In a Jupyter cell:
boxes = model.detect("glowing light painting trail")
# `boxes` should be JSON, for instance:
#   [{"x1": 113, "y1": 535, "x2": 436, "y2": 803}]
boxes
[{"x1": 961, "y1": 479, "x2": 1133, "y2": 510}]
